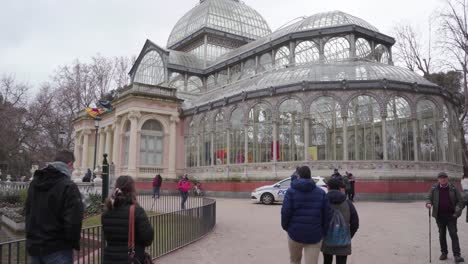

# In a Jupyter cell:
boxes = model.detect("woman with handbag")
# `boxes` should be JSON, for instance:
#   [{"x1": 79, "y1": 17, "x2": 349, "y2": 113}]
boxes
[{"x1": 102, "y1": 175, "x2": 154, "y2": 264}]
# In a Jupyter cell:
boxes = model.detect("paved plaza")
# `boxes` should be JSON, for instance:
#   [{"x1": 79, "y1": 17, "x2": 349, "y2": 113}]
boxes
[{"x1": 157, "y1": 198, "x2": 468, "y2": 264}]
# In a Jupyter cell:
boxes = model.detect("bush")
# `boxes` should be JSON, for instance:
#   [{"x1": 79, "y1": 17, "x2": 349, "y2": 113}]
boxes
[
  {"x1": 85, "y1": 193, "x2": 102, "y2": 216},
  {"x1": 0, "y1": 190, "x2": 21, "y2": 205}
]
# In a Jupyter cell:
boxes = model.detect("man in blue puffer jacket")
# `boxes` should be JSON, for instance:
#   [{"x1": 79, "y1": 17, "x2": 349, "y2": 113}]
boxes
[{"x1": 281, "y1": 166, "x2": 332, "y2": 264}]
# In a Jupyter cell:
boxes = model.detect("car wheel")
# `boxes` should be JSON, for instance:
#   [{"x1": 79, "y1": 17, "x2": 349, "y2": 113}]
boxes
[{"x1": 261, "y1": 193, "x2": 274, "y2": 205}]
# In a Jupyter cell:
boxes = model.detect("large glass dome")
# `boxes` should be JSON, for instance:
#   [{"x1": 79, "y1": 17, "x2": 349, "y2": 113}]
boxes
[{"x1": 167, "y1": 0, "x2": 272, "y2": 48}]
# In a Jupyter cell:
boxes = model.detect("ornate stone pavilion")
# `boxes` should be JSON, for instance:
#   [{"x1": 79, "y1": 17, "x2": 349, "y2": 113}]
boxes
[{"x1": 73, "y1": 0, "x2": 462, "y2": 196}]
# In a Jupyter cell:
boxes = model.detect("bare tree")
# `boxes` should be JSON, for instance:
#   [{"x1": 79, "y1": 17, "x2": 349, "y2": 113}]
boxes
[{"x1": 392, "y1": 23, "x2": 433, "y2": 76}]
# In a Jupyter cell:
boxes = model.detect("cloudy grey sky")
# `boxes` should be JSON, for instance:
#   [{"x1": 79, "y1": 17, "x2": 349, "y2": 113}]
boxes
[{"x1": 1, "y1": 0, "x2": 441, "y2": 92}]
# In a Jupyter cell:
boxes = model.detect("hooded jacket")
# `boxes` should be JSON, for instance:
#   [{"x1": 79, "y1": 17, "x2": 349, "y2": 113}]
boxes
[
  {"x1": 25, "y1": 162, "x2": 84, "y2": 256},
  {"x1": 321, "y1": 190, "x2": 359, "y2": 256},
  {"x1": 281, "y1": 178, "x2": 331, "y2": 244}
]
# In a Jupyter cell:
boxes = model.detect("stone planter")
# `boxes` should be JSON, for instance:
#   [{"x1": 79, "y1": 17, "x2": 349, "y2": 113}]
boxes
[{"x1": 1, "y1": 214, "x2": 25, "y2": 231}]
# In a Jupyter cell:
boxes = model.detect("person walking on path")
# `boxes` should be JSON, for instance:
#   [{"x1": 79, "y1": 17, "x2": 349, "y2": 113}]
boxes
[
  {"x1": 102, "y1": 176, "x2": 154, "y2": 264},
  {"x1": 152, "y1": 174, "x2": 162, "y2": 199},
  {"x1": 178, "y1": 174, "x2": 191, "y2": 209},
  {"x1": 321, "y1": 178, "x2": 359, "y2": 264},
  {"x1": 26, "y1": 150, "x2": 84, "y2": 264},
  {"x1": 281, "y1": 165, "x2": 332, "y2": 264},
  {"x1": 330, "y1": 168, "x2": 342, "y2": 181},
  {"x1": 426, "y1": 172, "x2": 465, "y2": 262},
  {"x1": 345, "y1": 173, "x2": 355, "y2": 201}
]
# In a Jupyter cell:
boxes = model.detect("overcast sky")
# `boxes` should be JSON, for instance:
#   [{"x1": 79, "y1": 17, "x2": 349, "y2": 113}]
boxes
[{"x1": 0, "y1": 0, "x2": 442, "y2": 93}]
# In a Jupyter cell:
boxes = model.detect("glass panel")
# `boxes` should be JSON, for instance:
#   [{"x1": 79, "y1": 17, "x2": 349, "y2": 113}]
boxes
[
  {"x1": 348, "y1": 95, "x2": 382, "y2": 160},
  {"x1": 214, "y1": 112, "x2": 226, "y2": 165},
  {"x1": 140, "y1": 120, "x2": 164, "y2": 166},
  {"x1": 243, "y1": 59, "x2": 256, "y2": 78},
  {"x1": 309, "y1": 97, "x2": 343, "y2": 160},
  {"x1": 168, "y1": 72, "x2": 185, "y2": 90},
  {"x1": 230, "y1": 108, "x2": 245, "y2": 164},
  {"x1": 187, "y1": 76, "x2": 203, "y2": 92},
  {"x1": 355, "y1": 38, "x2": 371, "y2": 59},
  {"x1": 248, "y1": 103, "x2": 272, "y2": 163},
  {"x1": 258, "y1": 53, "x2": 273, "y2": 72},
  {"x1": 230, "y1": 64, "x2": 241, "y2": 82},
  {"x1": 200, "y1": 116, "x2": 211, "y2": 166},
  {"x1": 375, "y1": 44, "x2": 390, "y2": 64},
  {"x1": 279, "y1": 99, "x2": 304, "y2": 161},
  {"x1": 417, "y1": 100, "x2": 439, "y2": 161},
  {"x1": 324, "y1": 37, "x2": 350, "y2": 62},
  {"x1": 295, "y1": 41, "x2": 319, "y2": 65},
  {"x1": 134, "y1": 50, "x2": 165, "y2": 85},
  {"x1": 275, "y1": 46, "x2": 290, "y2": 69},
  {"x1": 206, "y1": 75, "x2": 216, "y2": 90},
  {"x1": 386, "y1": 97, "x2": 413, "y2": 160},
  {"x1": 217, "y1": 69, "x2": 228, "y2": 86}
]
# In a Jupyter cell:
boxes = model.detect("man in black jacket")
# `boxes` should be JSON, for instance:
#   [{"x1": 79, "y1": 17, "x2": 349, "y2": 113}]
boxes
[{"x1": 26, "y1": 150, "x2": 84, "y2": 264}]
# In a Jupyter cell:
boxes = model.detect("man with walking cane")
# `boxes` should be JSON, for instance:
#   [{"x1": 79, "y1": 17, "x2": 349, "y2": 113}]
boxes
[{"x1": 426, "y1": 172, "x2": 465, "y2": 263}]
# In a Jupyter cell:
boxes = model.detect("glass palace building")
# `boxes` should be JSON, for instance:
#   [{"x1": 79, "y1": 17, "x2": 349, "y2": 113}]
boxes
[{"x1": 73, "y1": 0, "x2": 463, "y2": 198}]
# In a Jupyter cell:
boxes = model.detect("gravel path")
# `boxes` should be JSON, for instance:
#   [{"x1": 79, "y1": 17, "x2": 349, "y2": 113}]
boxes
[{"x1": 156, "y1": 198, "x2": 468, "y2": 264}]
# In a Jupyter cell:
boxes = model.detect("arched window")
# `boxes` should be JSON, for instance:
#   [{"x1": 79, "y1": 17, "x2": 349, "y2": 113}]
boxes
[
  {"x1": 348, "y1": 95, "x2": 382, "y2": 160},
  {"x1": 243, "y1": 59, "x2": 256, "y2": 78},
  {"x1": 248, "y1": 104, "x2": 272, "y2": 163},
  {"x1": 168, "y1": 72, "x2": 185, "y2": 90},
  {"x1": 386, "y1": 97, "x2": 413, "y2": 160},
  {"x1": 442, "y1": 105, "x2": 450, "y2": 162},
  {"x1": 200, "y1": 116, "x2": 211, "y2": 166},
  {"x1": 140, "y1": 120, "x2": 164, "y2": 166},
  {"x1": 375, "y1": 44, "x2": 390, "y2": 64},
  {"x1": 187, "y1": 76, "x2": 203, "y2": 92},
  {"x1": 214, "y1": 112, "x2": 226, "y2": 165},
  {"x1": 230, "y1": 108, "x2": 245, "y2": 164},
  {"x1": 310, "y1": 97, "x2": 343, "y2": 160},
  {"x1": 185, "y1": 121, "x2": 197, "y2": 167},
  {"x1": 258, "y1": 53, "x2": 273, "y2": 73},
  {"x1": 449, "y1": 107, "x2": 463, "y2": 165},
  {"x1": 279, "y1": 99, "x2": 304, "y2": 161},
  {"x1": 123, "y1": 121, "x2": 131, "y2": 166},
  {"x1": 275, "y1": 46, "x2": 290, "y2": 69},
  {"x1": 206, "y1": 75, "x2": 216, "y2": 90},
  {"x1": 417, "y1": 100, "x2": 439, "y2": 161},
  {"x1": 324, "y1": 37, "x2": 350, "y2": 62},
  {"x1": 134, "y1": 50, "x2": 165, "y2": 85},
  {"x1": 355, "y1": 38, "x2": 372, "y2": 59},
  {"x1": 295, "y1": 41, "x2": 319, "y2": 65}
]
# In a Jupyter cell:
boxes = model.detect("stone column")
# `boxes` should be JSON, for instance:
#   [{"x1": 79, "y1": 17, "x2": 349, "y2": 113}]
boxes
[
  {"x1": 272, "y1": 118, "x2": 278, "y2": 162},
  {"x1": 226, "y1": 126, "x2": 231, "y2": 165},
  {"x1": 289, "y1": 41, "x2": 296, "y2": 66},
  {"x1": 244, "y1": 123, "x2": 249, "y2": 164},
  {"x1": 82, "y1": 129, "x2": 91, "y2": 170},
  {"x1": 382, "y1": 116, "x2": 388, "y2": 161},
  {"x1": 98, "y1": 128, "x2": 106, "y2": 165},
  {"x1": 412, "y1": 118, "x2": 419, "y2": 162},
  {"x1": 304, "y1": 116, "x2": 310, "y2": 161},
  {"x1": 210, "y1": 130, "x2": 215, "y2": 166},
  {"x1": 112, "y1": 117, "x2": 122, "y2": 172},
  {"x1": 343, "y1": 117, "x2": 348, "y2": 161},
  {"x1": 168, "y1": 115, "x2": 179, "y2": 178},
  {"x1": 105, "y1": 126, "x2": 113, "y2": 161},
  {"x1": 438, "y1": 119, "x2": 447, "y2": 162},
  {"x1": 127, "y1": 111, "x2": 141, "y2": 178},
  {"x1": 73, "y1": 131, "x2": 81, "y2": 172}
]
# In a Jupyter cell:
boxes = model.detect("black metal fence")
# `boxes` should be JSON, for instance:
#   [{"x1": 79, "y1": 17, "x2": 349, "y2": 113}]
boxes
[{"x1": 0, "y1": 194, "x2": 216, "y2": 264}]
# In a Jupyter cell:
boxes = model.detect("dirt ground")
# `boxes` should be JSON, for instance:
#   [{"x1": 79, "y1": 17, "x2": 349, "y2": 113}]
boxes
[{"x1": 156, "y1": 198, "x2": 468, "y2": 264}]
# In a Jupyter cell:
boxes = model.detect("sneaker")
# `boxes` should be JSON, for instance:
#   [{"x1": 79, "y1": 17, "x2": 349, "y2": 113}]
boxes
[
  {"x1": 440, "y1": 253, "x2": 448, "y2": 260},
  {"x1": 454, "y1": 256, "x2": 465, "y2": 263}
]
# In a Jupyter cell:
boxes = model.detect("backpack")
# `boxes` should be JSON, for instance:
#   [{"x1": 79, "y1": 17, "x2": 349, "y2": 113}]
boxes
[{"x1": 324, "y1": 202, "x2": 351, "y2": 247}]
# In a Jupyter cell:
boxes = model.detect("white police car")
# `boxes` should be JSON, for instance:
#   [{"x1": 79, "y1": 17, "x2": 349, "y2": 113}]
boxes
[{"x1": 251, "y1": 176, "x2": 328, "y2": 205}]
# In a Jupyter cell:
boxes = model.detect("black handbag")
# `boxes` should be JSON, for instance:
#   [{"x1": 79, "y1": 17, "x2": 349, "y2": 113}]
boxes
[{"x1": 128, "y1": 205, "x2": 154, "y2": 264}]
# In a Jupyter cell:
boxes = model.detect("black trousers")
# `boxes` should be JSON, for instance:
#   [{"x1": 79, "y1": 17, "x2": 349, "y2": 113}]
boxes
[
  {"x1": 323, "y1": 254, "x2": 347, "y2": 264},
  {"x1": 436, "y1": 216, "x2": 461, "y2": 257}
]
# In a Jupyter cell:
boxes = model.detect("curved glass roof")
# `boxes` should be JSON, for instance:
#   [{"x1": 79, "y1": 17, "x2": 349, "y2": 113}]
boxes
[
  {"x1": 167, "y1": 0, "x2": 271, "y2": 48},
  {"x1": 208, "y1": 11, "x2": 380, "y2": 67},
  {"x1": 186, "y1": 60, "x2": 435, "y2": 109}
]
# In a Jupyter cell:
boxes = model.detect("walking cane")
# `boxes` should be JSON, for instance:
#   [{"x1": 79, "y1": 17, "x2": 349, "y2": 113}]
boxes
[{"x1": 429, "y1": 208, "x2": 432, "y2": 263}]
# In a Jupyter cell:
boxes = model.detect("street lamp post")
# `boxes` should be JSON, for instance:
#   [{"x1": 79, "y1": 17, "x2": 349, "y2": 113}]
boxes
[{"x1": 92, "y1": 118, "x2": 101, "y2": 172}]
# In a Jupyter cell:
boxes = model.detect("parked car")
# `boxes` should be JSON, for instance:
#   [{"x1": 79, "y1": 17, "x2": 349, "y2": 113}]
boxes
[{"x1": 251, "y1": 176, "x2": 327, "y2": 205}]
